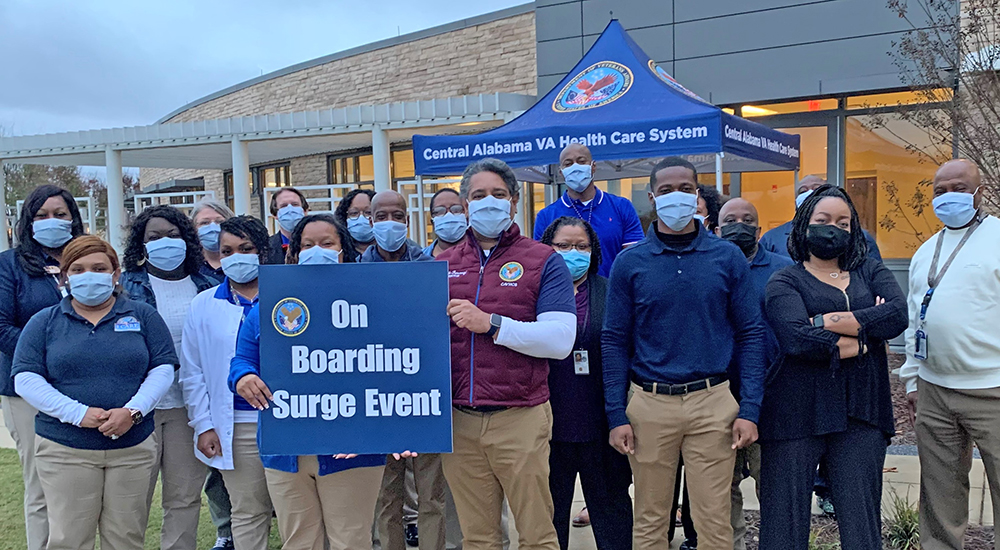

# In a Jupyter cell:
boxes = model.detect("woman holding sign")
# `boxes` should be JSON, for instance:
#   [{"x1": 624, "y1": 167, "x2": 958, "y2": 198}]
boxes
[
  {"x1": 181, "y1": 216, "x2": 274, "y2": 550},
  {"x1": 230, "y1": 218, "x2": 412, "y2": 550},
  {"x1": 540, "y1": 217, "x2": 633, "y2": 550}
]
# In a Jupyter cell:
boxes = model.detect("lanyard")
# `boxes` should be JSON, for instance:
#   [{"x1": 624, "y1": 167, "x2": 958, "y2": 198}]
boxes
[
  {"x1": 568, "y1": 190, "x2": 597, "y2": 226},
  {"x1": 919, "y1": 216, "x2": 982, "y2": 323}
]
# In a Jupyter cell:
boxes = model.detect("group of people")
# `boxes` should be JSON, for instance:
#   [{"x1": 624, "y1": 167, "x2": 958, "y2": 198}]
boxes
[{"x1": 0, "y1": 141, "x2": 996, "y2": 550}]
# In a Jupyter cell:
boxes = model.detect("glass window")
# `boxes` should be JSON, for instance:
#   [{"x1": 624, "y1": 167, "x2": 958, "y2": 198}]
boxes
[
  {"x1": 846, "y1": 113, "x2": 950, "y2": 258},
  {"x1": 223, "y1": 171, "x2": 253, "y2": 211},
  {"x1": 846, "y1": 89, "x2": 952, "y2": 109},
  {"x1": 258, "y1": 164, "x2": 289, "y2": 188},
  {"x1": 358, "y1": 155, "x2": 374, "y2": 182},
  {"x1": 391, "y1": 150, "x2": 415, "y2": 181},
  {"x1": 740, "y1": 99, "x2": 838, "y2": 117}
]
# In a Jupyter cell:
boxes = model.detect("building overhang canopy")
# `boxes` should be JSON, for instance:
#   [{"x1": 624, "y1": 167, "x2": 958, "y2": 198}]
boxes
[{"x1": 0, "y1": 93, "x2": 534, "y2": 168}]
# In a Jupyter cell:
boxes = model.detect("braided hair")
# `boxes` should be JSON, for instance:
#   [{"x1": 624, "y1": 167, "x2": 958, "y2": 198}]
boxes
[
  {"x1": 219, "y1": 216, "x2": 271, "y2": 265},
  {"x1": 334, "y1": 189, "x2": 376, "y2": 225},
  {"x1": 285, "y1": 213, "x2": 357, "y2": 264},
  {"x1": 14, "y1": 185, "x2": 86, "y2": 277},
  {"x1": 787, "y1": 184, "x2": 869, "y2": 271},
  {"x1": 539, "y1": 216, "x2": 603, "y2": 278},
  {"x1": 123, "y1": 205, "x2": 203, "y2": 275}
]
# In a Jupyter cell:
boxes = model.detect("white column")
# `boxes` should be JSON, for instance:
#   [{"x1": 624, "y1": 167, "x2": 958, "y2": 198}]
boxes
[
  {"x1": 0, "y1": 161, "x2": 8, "y2": 252},
  {"x1": 231, "y1": 137, "x2": 251, "y2": 215},
  {"x1": 514, "y1": 181, "x2": 527, "y2": 232},
  {"x1": 372, "y1": 125, "x2": 391, "y2": 192},
  {"x1": 105, "y1": 148, "x2": 125, "y2": 252},
  {"x1": 415, "y1": 176, "x2": 428, "y2": 245},
  {"x1": 715, "y1": 152, "x2": 724, "y2": 194}
]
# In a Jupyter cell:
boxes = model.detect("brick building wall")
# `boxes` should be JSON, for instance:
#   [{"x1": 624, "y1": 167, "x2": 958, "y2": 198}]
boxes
[{"x1": 140, "y1": 10, "x2": 536, "y2": 212}]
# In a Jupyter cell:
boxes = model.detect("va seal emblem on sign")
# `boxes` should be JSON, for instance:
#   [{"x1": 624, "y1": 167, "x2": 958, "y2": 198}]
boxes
[
  {"x1": 647, "y1": 60, "x2": 706, "y2": 102},
  {"x1": 273, "y1": 298, "x2": 310, "y2": 337},
  {"x1": 499, "y1": 262, "x2": 524, "y2": 282},
  {"x1": 553, "y1": 61, "x2": 633, "y2": 112}
]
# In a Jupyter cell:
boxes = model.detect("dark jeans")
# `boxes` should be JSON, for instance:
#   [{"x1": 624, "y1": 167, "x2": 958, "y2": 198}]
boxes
[
  {"x1": 759, "y1": 421, "x2": 887, "y2": 550},
  {"x1": 205, "y1": 467, "x2": 233, "y2": 539},
  {"x1": 668, "y1": 458, "x2": 696, "y2": 543},
  {"x1": 549, "y1": 440, "x2": 633, "y2": 550}
]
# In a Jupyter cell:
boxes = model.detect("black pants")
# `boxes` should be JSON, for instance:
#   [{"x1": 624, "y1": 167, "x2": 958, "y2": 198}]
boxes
[
  {"x1": 549, "y1": 439, "x2": 633, "y2": 550},
  {"x1": 667, "y1": 458, "x2": 696, "y2": 543},
  {"x1": 759, "y1": 421, "x2": 887, "y2": 550}
]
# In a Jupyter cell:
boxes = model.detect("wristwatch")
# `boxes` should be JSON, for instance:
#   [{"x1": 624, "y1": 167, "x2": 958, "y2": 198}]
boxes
[
  {"x1": 812, "y1": 314, "x2": 825, "y2": 328},
  {"x1": 127, "y1": 408, "x2": 144, "y2": 426},
  {"x1": 486, "y1": 314, "x2": 502, "y2": 338}
]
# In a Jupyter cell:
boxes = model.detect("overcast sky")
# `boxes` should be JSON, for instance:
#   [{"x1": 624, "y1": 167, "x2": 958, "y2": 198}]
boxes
[{"x1": 0, "y1": 0, "x2": 526, "y2": 138}]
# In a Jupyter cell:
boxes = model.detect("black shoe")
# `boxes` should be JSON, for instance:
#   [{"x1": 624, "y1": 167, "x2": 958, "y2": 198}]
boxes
[
  {"x1": 211, "y1": 537, "x2": 234, "y2": 550},
  {"x1": 405, "y1": 524, "x2": 419, "y2": 547},
  {"x1": 680, "y1": 538, "x2": 698, "y2": 550}
]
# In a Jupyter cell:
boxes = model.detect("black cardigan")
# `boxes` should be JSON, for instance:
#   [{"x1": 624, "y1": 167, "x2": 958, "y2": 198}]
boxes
[{"x1": 760, "y1": 258, "x2": 908, "y2": 441}]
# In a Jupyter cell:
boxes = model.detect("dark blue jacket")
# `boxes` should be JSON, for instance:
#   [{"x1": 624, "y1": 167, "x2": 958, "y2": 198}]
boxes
[
  {"x1": 759, "y1": 220, "x2": 883, "y2": 262},
  {"x1": 120, "y1": 269, "x2": 218, "y2": 308},
  {"x1": 360, "y1": 242, "x2": 432, "y2": 263},
  {"x1": 0, "y1": 249, "x2": 63, "y2": 396},
  {"x1": 602, "y1": 224, "x2": 767, "y2": 428}
]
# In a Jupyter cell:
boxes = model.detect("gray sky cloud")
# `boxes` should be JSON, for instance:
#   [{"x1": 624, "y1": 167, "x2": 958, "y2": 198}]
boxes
[{"x1": 0, "y1": 0, "x2": 526, "y2": 136}]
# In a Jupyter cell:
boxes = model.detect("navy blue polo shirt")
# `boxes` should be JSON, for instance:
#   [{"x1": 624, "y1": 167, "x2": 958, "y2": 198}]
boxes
[
  {"x1": 12, "y1": 296, "x2": 178, "y2": 450},
  {"x1": 759, "y1": 220, "x2": 883, "y2": 262},
  {"x1": 602, "y1": 224, "x2": 767, "y2": 428},
  {"x1": 533, "y1": 188, "x2": 645, "y2": 277}
]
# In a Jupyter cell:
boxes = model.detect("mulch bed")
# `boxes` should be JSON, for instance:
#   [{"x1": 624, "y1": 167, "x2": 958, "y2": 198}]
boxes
[
  {"x1": 887, "y1": 353, "x2": 916, "y2": 446},
  {"x1": 739, "y1": 510, "x2": 994, "y2": 549}
]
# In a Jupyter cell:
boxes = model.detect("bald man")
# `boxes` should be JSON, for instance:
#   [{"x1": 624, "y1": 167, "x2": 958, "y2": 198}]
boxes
[
  {"x1": 533, "y1": 143, "x2": 644, "y2": 276},
  {"x1": 758, "y1": 176, "x2": 883, "y2": 262},
  {"x1": 900, "y1": 159, "x2": 1000, "y2": 549},
  {"x1": 361, "y1": 191, "x2": 430, "y2": 263},
  {"x1": 715, "y1": 198, "x2": 793, "y2": 550}
]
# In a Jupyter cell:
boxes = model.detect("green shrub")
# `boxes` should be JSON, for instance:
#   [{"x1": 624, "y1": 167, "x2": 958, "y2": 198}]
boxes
[{"x1": 884, "y1": 489, "x2": 920, "y2": 550}]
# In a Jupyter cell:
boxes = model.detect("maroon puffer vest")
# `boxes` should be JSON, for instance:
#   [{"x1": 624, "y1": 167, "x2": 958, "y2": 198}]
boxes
[{"x1": 439, "y1": 223, "x2": 556, "y2": 407}]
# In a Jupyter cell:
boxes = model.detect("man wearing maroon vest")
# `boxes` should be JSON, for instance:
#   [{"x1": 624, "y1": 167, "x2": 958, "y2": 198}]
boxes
[{"x1": 440, "y1": 158, "x2": 577, "y2": 550}]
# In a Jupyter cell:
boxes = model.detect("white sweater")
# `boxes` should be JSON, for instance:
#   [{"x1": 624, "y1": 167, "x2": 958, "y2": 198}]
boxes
[{"x1": 900, "y1": 215, "x2": 1000, "y2": 393}]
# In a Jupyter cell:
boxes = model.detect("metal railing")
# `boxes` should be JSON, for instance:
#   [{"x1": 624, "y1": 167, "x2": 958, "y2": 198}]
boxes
[
  {"x1": 262, "y1": 184, "x2": 362, "y2": 234},
  {"x1": 133, "y1": 190, "x2": 215, "y2": 217}
]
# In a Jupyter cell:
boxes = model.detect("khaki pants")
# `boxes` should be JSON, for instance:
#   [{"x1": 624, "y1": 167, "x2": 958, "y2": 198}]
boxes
[
  {"x1": 266, "y1": 458, "x2": 384, "y2": 550},
  {"x1": 916, "y1": 379, "x2": 1000, "y2": 550},
  {"x1": 144, "y1": 407, "x2": 207, "y2": 550},
  {"x1": 35, "y1": 434, "x2": 157, "y2": 550},
  {"x1": 220, "y1": 423, "x2": 273, "y2": 550},
  {"x1": 730, "y1": 443, "x2": 760, "y2": 550},
  {"x1": 378, "y1": 454, "x2": 447, "y2": 550},
  {"x1": 441, "y1": 403, "x2": 558, "y2": 550},
  {"x1": 628, "y1": 381, "x2": 739, "y2": 550},
  {"x1": 2, "y1": 396, "x2": 48, "y2": 550}
]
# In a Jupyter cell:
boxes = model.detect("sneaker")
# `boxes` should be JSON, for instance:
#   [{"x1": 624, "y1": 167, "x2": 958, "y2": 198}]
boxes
[
  {"x1": 405, "y1": 524, "x2": 419, "y2": 547},
  {"x1": 817, "y1": 496, "x2": 836, "y2": 517},
  {"x1": 211, "y1": 537, "x2": 234, "y2": 550},
  {"x1": 680, "y1": 538, "x2": 698, "y2": 550}
]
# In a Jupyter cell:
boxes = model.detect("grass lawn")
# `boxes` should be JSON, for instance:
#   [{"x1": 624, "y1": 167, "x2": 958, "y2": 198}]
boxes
[{"x1": 0, "y1": 448, "x2": 282, "y2": 550}]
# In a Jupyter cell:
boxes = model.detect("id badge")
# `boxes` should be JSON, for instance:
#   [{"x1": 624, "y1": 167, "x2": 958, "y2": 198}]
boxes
[
  {"x1": 914, "y1": 329, "x2": 928, "y2": 360},
  {"x1": 573, "y1": 350, "x2": 590, "y2": 375}
]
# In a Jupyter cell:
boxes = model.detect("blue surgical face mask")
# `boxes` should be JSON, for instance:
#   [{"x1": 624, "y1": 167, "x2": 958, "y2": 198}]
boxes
[
  {"x1": 347, "y1": 215, "x2": 375, "y2": 243},
  {"x1": 32, "y1": 218, "x2": 74, "y2": 249},
  {"x1": 933, "y1": 188, "x2": 979, "y2": 228},
  {"x1": 221, "y1": 253, "x2": 259, "y2": 284},
  {"x1": 433, "y1": 212, "x2": 468, "y2": 244},
  {"x1": 68, "y1": 272, "x2": 115, "y2": 307},
  {"x1": 557, "y1": 249, "x2": 591, "y2": 281},
  {"x1": 561, "y1": 163, "x2": 593, "y2": 193},
  {"x1": 145, "y1": 237, "x2": 187, "y2": 272},
  {"x1": 468, "y1": 196, "x2": 513, "y2": 239},
  {"x1": 795, "y1": 188, "x2": 815, "y2": 209},
  {"x1": 372, "y1": 221, "x2": 408, "y2": 253},
  {"x1": 277, "y1": 205, "x2": 305, "y2": 233},
  {"x1": 654, "y1": 191, "x2": 698, "y2": 232},
  {"x1": 198, "y1": 223, "x2": 221, "y2": 253},
  {"x1": 297, "y1": 246, "x2": 341, "y2": 265}
]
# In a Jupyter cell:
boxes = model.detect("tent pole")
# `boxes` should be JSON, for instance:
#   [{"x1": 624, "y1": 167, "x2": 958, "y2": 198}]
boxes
[
  {"x1": 714, "y1": 153, "x2": 723, "y2": 194},
  {"x1": 794, "y1": 168, "x2": 799, "y2": 188},
  {"x1": 415, "y1": 175, "x2": 426, "y2": 246}
]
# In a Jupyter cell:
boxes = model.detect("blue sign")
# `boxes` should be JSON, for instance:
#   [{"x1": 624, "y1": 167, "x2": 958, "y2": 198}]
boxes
[{"x1": 257, "y1": 262, "x2": 453, "y2": 456}]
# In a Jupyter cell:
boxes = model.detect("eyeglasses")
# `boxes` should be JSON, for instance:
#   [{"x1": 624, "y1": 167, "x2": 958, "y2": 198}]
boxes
[
  {"x1": 552, "y1": 242, "x2": 592, "y2": 252},
  {"x1": 346, "y1": 210, "x2": 371, "y2": 220},
  {"x1": 431, "y1": 205, "x2": 465, "y2": 217}
]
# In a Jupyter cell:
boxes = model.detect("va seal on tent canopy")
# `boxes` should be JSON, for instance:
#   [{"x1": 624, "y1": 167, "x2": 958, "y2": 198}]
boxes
[
  {"x1": 553, "y1": 61, "x2": 633, "y2": 112},
  {"x1": 647, "y1": 60, "x2": 706, "y2": 102},
  {"x1": 272, "y1": 297, "x2": 309, "y2": 337}
]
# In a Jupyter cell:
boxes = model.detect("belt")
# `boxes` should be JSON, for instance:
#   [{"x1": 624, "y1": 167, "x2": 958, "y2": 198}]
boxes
[
  {"x1": 454, "y1": 404, "x2": 509, "y2": 414},
  {"x1": 632, "y1": 375, "x2": 727, "y2": 396}
]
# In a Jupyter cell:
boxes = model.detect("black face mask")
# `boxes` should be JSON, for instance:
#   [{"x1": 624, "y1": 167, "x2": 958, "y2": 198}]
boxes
[
  {"x1": 720, "y1": 222, "x2": 759, "y2": 257},
  {"x1": 806, "y1": 224, "x2": 850, "y2": 260}
]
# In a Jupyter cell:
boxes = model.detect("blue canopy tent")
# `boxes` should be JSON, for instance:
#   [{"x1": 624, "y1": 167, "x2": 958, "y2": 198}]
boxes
[{"x1": 413, "y1": 20, "x2": 801, "y2": 189}]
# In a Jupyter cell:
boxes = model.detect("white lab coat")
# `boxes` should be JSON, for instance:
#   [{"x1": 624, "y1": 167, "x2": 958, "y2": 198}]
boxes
[{"x1": 180, "y1": 286, "x2": 248, "y2": 470}]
